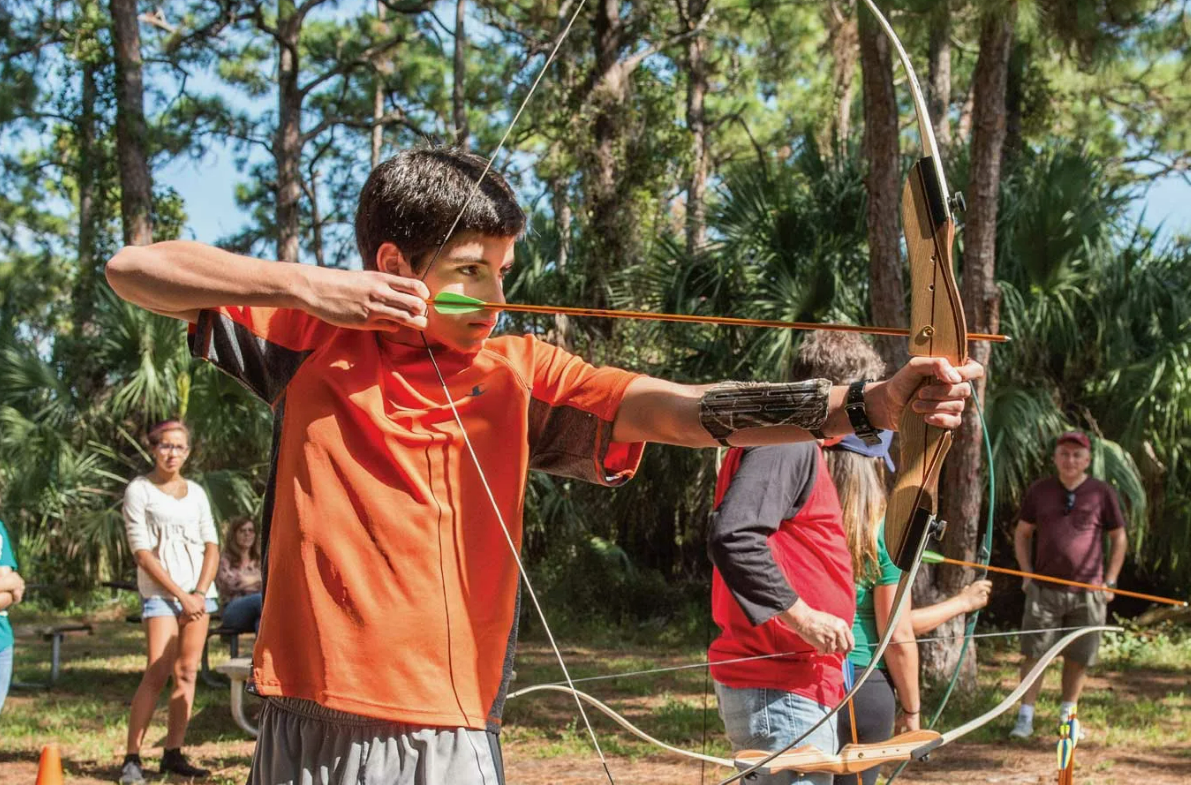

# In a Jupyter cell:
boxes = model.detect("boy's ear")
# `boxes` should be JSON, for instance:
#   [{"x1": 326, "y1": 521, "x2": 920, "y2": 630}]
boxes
[{"x1": 375, "y1": 242, "x2": 416, "y2": 277}]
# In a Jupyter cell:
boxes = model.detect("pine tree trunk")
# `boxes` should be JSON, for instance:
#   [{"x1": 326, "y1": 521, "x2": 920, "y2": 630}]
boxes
[
  {"x1": 110, "y1": 0, "x2": 153, "y2": 246},
  {"x1": 585, "y1": 0, "x2": 634, "y2": 312},
  {"x1": 372, "y1": 1, "x2": 386, "y2": 168},
  {"x1": 683, "y1": 0, "x2": 708, "y2": 255},
  {"x1": 826, "y1": 2, "x2": 859, "y2": 150},
  {"x1": 927, "y1": 0, "x2": 952, "y2": 150},
  {"x1": 74, "y1": 61, "x2": 100, "y2": 339},
  {"x1": 551, "y1": 179, "x2": 573, "y2": 350},
  {"x1": 928, "y1": 0, "x2": 1015, "y2": 689},
  {"x1": 275, "y1": 1, "x2": 303, "y2": 263},
  {"x1": 453, "y1": 0, "x2": 469, "y2": 148},
  {"x1": 859, "y1": 3, "x2": 907, "y2": 369}
]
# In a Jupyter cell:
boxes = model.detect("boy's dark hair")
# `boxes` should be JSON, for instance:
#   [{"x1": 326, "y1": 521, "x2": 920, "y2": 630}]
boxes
[{"x1": 354, "y1": 147, "x2": 526, "y2": 272}]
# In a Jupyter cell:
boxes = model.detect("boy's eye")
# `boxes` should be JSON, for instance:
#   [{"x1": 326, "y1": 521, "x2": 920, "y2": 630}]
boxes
[{"x1": 459, "y1": 264, "x2": 479, "y2": 276}]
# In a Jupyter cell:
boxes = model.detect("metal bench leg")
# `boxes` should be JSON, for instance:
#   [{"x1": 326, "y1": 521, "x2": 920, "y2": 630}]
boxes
[
  {"x1": 229, "y1": 678, "x2": 259, "y2": 738},
  {"x1": 49, "y1": 634, "x2": 62, "y2": 685},
  {"x1": 200, "y1": 637, "x2": 222, "y2": 689}
]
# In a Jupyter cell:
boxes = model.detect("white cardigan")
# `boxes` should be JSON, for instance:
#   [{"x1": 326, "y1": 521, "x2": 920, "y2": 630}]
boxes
[{"x1": 123, "y1": 476, "x2": 219, "y2": 600}]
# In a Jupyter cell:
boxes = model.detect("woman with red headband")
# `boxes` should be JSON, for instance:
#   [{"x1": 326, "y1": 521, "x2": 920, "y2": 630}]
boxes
[{"x1": 120, "y1": 420, "x2": 219, "y2": 784}]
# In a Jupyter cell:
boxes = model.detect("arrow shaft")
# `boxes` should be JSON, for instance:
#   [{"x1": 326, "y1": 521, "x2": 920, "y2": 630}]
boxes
[
  {"x1": 938, "y1": 556, "x2": 1186, "y2": 606},
  {"x1": 431, "y1": 299, "x2": 1009, "y2": 342}
]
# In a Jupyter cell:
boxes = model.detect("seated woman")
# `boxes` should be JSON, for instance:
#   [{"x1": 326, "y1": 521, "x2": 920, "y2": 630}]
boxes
[{"x1": 216, "y1": 516, "x2": 262, "y2": 634}]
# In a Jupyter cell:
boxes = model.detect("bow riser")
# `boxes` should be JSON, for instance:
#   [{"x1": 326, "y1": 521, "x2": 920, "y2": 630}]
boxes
[{"x1": 884, "y1": 158, "x2": 967, "y2": 570}]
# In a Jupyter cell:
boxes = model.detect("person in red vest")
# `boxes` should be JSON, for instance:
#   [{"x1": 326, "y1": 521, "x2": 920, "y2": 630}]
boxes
[{"x1": 708, "y1": 424, "x2": 856, "y2": 785}]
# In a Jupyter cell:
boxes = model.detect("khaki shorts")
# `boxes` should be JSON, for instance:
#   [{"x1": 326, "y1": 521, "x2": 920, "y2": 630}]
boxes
[{"x1": 1020, "y1": 584, "x2": 1107, "y2": 665}]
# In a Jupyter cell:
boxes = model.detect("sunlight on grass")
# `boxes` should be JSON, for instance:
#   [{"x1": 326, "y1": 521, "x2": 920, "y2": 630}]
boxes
[{"x1": 1, "y1": 615, "x2": 1187, "y2": 782}]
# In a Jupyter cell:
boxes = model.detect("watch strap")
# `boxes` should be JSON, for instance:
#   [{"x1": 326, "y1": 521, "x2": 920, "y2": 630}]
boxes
[{"x1": 846, "y1": 380, "x2": 881, "y2": 446}]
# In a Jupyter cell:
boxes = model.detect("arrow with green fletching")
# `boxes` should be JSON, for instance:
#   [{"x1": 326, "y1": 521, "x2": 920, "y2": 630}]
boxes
[{"x1": 429, "y1": 291, "x2": 1011, "y2": 342}]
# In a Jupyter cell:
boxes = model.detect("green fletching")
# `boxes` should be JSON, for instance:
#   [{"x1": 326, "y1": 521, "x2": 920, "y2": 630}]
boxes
[
  {"x1": 432, "y1": 291, "x2": 485, "y2": 314},
  {"x1": 922, "y1": 550, "x2": 945, "y2": 565}
]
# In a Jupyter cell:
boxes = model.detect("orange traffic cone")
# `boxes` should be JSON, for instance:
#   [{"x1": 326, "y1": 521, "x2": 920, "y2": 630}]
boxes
[{"x1": 35, "y1": 743, "x2": 63, "y2": 785}]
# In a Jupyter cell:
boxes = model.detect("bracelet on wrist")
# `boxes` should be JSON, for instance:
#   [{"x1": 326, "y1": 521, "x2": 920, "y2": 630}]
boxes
[{"x1": 901, "y1": 708, "x2": 920, "y2": 715}]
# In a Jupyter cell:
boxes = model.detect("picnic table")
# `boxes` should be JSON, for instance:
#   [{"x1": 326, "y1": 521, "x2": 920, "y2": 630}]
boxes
[
  {"x1": 215, "y1": 656, "x2": 258, "y2": 737},
  {"x1": 11, "y1": 622, "x2": 93, "y2": 688}
]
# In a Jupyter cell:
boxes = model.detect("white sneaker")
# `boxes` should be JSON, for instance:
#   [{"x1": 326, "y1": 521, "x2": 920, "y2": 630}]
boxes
[{"x1": 1009, "y1": 714, "x2": 1034, "y2": 739}]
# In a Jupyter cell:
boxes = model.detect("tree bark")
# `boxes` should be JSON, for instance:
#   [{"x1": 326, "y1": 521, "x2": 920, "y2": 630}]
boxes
[
  {"x1": 859, "y1": 2, "x2": 907, "y2": 369},
  {"x1": 682, "y1": 0, "x2": 709, "y2": 255},
  {"x1": 453, "y1": 0, "x2": 469, "y2": 148},
  {"x1": 929, "y1": 0, "x2": 1016, "y2": 689},
  {"x1": 110, "y1": 0, "x2": 153, "y2": 246},
  {"x1": 585, "y1": 0, "x2": 634, "y2": 310},
  {"x1": 74, "y1": 60, "x2": 100, "y2": 340},
  {"x1": 927, "y1": 0, "x2": 952, "y2": 150},
  {"x1": 1002, "y1": 40, "x2": 1024, "y2": 170},
  {"x1": 275, "y1": 0, "x2": 303, "y2": 263},
  {"x1": 551, "y1": 179, "x2": 574, "y2": 350},
  {"x1": 825, "y1": 1, "x2": 859, "y2": 151},
  {"x1": 372, "y1": 1, "x2": 386, "y2": 168}
]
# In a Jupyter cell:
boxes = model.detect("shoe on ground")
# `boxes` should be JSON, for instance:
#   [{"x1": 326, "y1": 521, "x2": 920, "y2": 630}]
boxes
[
  {"x1": 160, "y1": 749, "x2": 211, "y2": 779},
  {"x1": 119, "y1": 758, "x2": 146, "y2": 784},
  {"x1": 1009, "y1": 714, "x2": 1034, "y2": 739}
]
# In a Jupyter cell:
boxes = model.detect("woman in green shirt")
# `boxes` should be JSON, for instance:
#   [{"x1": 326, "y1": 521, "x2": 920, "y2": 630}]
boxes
[
  {"x1": 826, "y1": 432, "x2": 991, "y2": 785},
  {"x1": 791, "y1": 331, "x2": 990, "y2": 785}
]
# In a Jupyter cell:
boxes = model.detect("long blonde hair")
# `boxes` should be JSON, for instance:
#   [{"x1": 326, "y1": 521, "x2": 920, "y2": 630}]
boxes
[
  {"x1": 823, "y1": 450, "x2": 887, "y2": 583},
  {"x1": 790, "y1": 332, "x2": 888, "y2": 582}
]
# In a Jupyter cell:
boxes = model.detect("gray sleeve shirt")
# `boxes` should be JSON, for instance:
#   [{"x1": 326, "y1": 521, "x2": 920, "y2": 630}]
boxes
[{"x1": 708, "y1": 443, "x2": 819, "y2": 626}]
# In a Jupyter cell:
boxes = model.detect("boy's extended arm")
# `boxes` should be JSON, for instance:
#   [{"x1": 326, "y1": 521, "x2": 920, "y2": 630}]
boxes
[
  {"x1": 105, "y1": 240, "x2": 429, "y2": 330},
  {"x1": 611, "y1": 355, "x2": 982, "y2": 446}
]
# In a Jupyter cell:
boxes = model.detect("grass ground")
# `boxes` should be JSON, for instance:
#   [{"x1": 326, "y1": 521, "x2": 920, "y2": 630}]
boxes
[{"x1": 1, "y1": 602, "x2": 1188, "y2": 784}]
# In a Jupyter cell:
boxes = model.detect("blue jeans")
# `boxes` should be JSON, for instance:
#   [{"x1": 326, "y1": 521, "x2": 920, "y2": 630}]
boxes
[
  {"x1": 0, "y1": 645, "x2": 12, "y2": 714},
  {"x1": 715, "y1": 683, "x2": 838, "y2": 785},
  {"x1": 221, "y1": 593, "x2": 262, "y2": 633}
]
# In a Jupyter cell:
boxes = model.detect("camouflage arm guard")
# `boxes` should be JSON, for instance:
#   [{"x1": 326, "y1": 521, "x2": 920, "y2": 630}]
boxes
[{"x1": 699, "y1": 379, "x2": 832, "y2": 447}]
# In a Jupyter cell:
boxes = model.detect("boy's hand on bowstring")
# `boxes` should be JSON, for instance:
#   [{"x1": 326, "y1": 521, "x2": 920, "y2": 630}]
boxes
[
  {"x1": 866, "y1": 357, "x2": 984, "y2": 431},
  {"x1": 298, "y1": 266, "x2": 430, "y2": 331}
]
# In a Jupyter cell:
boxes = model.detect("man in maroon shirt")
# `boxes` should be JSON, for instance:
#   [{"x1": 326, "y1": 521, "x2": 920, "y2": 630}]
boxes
[{"x1": 1009, "y1": 431, "x2": 1127, "y2": 739}]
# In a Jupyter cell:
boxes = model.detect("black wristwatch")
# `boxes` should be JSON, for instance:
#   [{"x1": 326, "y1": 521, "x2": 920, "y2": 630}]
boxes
[{"x1": 846, "y1": 380, "x2": 882, "y2": 445}]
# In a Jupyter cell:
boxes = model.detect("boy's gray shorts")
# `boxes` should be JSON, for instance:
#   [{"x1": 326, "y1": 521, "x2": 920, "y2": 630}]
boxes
[{"x1": 248, "y1": 697, "x2": 505, "y2": 785}]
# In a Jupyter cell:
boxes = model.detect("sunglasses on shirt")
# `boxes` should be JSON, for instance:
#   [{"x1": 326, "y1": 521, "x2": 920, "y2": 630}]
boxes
[{"x1": 1063, "y1": 489, "x2": 1076, "y2": 515}]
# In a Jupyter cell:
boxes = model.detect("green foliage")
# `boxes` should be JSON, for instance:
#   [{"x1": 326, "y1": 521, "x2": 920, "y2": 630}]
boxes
[{"x1": 1, "y1": 0, "x2": 1190, "y2": 606}]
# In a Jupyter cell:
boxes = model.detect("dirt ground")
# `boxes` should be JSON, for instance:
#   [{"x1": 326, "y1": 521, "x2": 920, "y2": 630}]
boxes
[
  {"x1": 1, "y1": 626, "x2": 1187, "y2": 785},
  {"x1": 4, "y1": 713, "x2": 1189, "y2": 785}
]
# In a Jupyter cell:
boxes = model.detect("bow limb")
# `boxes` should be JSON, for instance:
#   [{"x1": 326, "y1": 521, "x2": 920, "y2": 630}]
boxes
[
  {"x1": 910, "y1": 626, "x2": 1122, "y2": 759},
  {"x1": 738, "y1": 729, "x2": 942, "y2": 775},
  {"x1": 858, "y1": 0, "x2": 967, "y2": 574},
  {"x1": 508, "y1": 684, "x2": 735, "y2": 768},
  {"x1": 509, "y1": 685, "x2": 943, "y2": 776}
]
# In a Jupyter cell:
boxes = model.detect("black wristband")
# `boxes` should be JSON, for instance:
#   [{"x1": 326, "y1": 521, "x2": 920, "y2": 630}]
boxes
[{"x1": 845, "y1": 380, "x2": 881, "y2": 445}]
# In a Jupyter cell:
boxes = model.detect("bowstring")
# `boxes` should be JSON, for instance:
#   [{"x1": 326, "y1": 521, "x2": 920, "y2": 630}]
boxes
[
  {"x1": 882, "y1": 377, "x2": 997, "y2": 785},
  {"x1": 414, "y1": 1, "x2": 615, "y2": 782}
]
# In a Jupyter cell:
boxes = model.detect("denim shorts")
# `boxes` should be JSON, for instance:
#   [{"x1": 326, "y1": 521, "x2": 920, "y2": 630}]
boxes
[
  {"x1": 142, "y1": 596, "x2": 219, "y2": 618},
  {"x1": 715, "y1": 683, "x2": 838, "y2": 785}
]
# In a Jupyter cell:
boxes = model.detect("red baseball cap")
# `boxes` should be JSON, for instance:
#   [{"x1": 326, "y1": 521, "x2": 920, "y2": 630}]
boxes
[{"x1": 1056, "y1": 431, "x2": 1090, "y2": 449}]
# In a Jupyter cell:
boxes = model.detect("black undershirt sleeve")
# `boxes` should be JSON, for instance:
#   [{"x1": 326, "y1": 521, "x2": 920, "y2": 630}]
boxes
[{"x1": 707, "y1": 443, "x2": 819, "y2": 626}]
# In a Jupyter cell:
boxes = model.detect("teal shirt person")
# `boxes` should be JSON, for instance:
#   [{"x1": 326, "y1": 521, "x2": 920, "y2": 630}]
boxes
[
  {"x1": 848, "y1": 524, "x2": 901, "y2": 669},
  {"x1": 0, "y1": 519, "x2": 17, "y2": 652}
]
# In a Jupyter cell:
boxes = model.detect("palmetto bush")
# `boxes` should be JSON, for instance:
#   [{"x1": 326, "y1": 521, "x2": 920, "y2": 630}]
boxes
[{"x1": 0, "y1": 287, "x2": 269, "y2": 588}]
